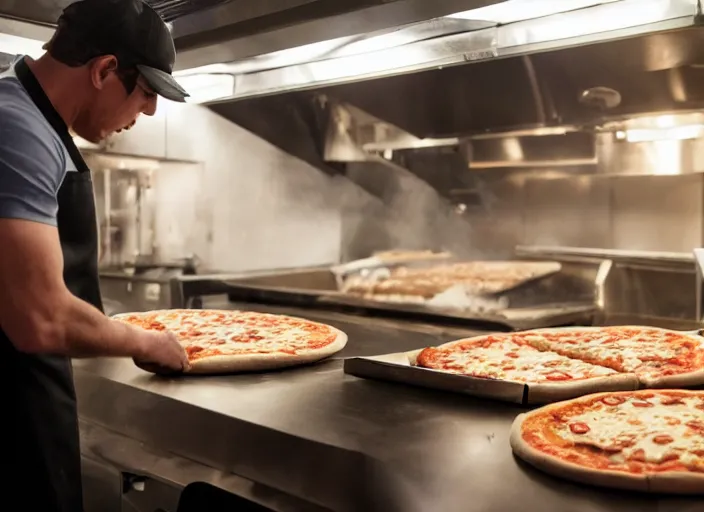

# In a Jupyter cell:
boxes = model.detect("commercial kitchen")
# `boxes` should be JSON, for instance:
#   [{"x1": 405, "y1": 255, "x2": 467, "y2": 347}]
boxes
[{"x1": 2, "y1": 0, "x2": 704, "y2": 510}]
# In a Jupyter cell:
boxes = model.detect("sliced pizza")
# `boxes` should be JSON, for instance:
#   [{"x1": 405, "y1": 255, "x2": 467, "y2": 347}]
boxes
[
  {"x1": 510, "y1": 390, "x2": 704, "y2": 494},
  {"x1": 520, "y1": 326, "x2": 704, "y2": 387},
  {"x1": 112, "y1": 309, "x2": 347, "y2": 374},
  {"x1": 415, "y1": 334, "x2": 638, "y2": 403}
]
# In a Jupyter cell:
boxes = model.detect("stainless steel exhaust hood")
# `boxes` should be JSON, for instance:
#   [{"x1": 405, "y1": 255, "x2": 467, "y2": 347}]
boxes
[
  {"x1": 0, "y1": 0, "x2": 232, "y2": 24},
  {"x1": 182, "y1": 0, "x2": 700, "y2": 103},
  {"x1": 171, "y1": 0, "x2": 502, "y2": 69}
]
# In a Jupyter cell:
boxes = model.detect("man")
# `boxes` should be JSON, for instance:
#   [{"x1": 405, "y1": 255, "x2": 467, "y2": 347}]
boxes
[{"x1": 0, "y1": 0, "x2": 190, "y2": 510}]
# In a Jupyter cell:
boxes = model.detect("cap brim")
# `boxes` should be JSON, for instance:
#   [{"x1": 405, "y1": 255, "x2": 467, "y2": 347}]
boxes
[{"x1": 137, "y1": 64, "x2": 189, "y2": 103}]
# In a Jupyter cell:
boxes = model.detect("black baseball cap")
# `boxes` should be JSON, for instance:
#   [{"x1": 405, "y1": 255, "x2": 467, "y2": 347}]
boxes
[{"x1": 53, "y1": 0, "x2": 189, "y2": 102}]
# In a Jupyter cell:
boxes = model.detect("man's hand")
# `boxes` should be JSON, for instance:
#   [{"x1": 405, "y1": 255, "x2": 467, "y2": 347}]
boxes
[
  {"x1": 133, "y1": 331, "x2": 190, "y2": 375},
  {"x1": 0, "y1": 218, "x2": 188, "y2": 364}
]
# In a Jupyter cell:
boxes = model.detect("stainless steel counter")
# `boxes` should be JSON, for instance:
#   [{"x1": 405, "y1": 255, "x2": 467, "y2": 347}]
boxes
[{"x1": 75, "y1": 302, "x2": 703, "y2": 511}]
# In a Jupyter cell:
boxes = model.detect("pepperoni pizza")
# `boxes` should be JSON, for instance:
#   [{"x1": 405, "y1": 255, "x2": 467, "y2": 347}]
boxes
[
  {"x1": 510, "y1": 390, "x2": 704, "y2": 493},
  {"x1": 416, "y1": 326, "x2": 704, "y2": 402},
  {"x1": 113, "y1": 309, "x2": 348, "y2": 374}
]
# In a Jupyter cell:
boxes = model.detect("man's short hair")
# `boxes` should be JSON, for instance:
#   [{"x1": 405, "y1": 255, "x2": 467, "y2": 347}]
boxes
[{"x1": 43, "y1": 20, "x2": 139, "y2": 93}]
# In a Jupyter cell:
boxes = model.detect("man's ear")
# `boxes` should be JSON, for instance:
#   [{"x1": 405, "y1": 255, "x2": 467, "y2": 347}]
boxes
[{"x1": 90, "y1": 55, "x2": 119, "y2": 90}]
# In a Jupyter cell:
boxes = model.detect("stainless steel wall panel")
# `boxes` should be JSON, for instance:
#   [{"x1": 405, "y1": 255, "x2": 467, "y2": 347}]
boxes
[
  {"x1": 603, "y1": 265, "x2": 696, "y2": 320},
  {"x1": 610, "y1": 174, "x2": 704, "y2": 252},
  {"x1": 523, "y1": 175, "x2": 611, "y2": 248},
  {"x1": 464, "y1": 173, "x2": 526, "y2": 258}
]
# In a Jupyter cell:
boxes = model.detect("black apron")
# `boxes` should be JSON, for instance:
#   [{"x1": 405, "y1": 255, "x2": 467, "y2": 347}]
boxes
[{"x1": 1, "y1": 58, "x2": 103, "y2": 512}]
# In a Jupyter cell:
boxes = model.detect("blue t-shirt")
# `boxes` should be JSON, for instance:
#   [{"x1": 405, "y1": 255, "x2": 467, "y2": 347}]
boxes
[{"x1": 0, "y1": 60, "x2": 75, "y2": 227}]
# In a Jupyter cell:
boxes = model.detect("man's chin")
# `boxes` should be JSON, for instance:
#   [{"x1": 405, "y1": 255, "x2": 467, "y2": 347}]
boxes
[{"x1": 70, "y1": 129, "x2": 102, "y2": 145}]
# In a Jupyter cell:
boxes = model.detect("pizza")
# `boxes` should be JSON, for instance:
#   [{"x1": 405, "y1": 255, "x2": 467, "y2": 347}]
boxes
[
  {"x1": 415, "y1": 326, "x2": 704, "y2": 402},
  {"x1": 521, "y1": 326, "x2": 704, "y2": 387},
  {"x1": 415, "y1": 333, "x2": 638, "y2": 403},
  {"x1": 112, "y1": 309, "x2": 348, "y2": 374},
  {"x1": 372, "y1": 249, "x2": 452, "y2": 263},
  {"x1": 510, "y1": 390, "x2": 704, "y2": 494},
  {"x1": 342, "y1": 260, "x2": 560, "y2": 301}
]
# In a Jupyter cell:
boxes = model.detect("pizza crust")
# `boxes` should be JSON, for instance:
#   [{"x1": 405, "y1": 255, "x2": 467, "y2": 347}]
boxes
[
  {"x1": 510, "y1": 412, "x2": 650, "y2": 492},
  {"x1": 526, "y1": 373, "x2": 639, "y2": 405},
  {"x1": 638, "y1": 368, "x2": 704, "y2": 388},
  {"x1": 186, "y1": 328, "x2": 348, "y2": 374}
]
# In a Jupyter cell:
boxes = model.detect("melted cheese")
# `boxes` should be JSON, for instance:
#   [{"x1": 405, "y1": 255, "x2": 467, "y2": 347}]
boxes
[
  {"x1": 428, "y1": 338, "x2": 616, "y2": 383},
  {"x1": 524, "y1": 327, "x2": 697, "y2": 375},
  {"x1": 555, "y1": 395, "x2": 704, "y2": 469},
  {"x1": 117, "y1": 310, "x2": 334, "y2": 354}
]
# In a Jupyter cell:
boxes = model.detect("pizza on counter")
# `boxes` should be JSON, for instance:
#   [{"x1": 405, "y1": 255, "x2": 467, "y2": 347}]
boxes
[
  {"x1": 510, "y1": 390, "x2": 704, "y2": 494},
  {"x1": 415, "y1": 326, "x2": 704, "y2": 402},
  {"x1": 113, "y1": 309, "x2": 347, "y2": 374}
]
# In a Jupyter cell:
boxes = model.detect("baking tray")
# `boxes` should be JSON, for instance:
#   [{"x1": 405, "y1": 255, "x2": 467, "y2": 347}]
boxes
[
  {"x1": 337, "y1": 260, "x2": 563, "y2": 298},
  {"x1": 223, "y1": 281, "x2": 597, "y2": 331},
  {"x1": 345, "y1": 328, "x2": 704, "y2": 405},
  {"x1": 343, "y1": 349, "x2": 640, "y2": 406}
]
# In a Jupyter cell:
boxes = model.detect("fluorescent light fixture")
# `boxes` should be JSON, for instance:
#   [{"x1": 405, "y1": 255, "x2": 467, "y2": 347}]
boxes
[
  {"x1": 650, "y1": 139, "x2": 681, "y2": 175},
  {"x1": 625, "y1": 125, "x2": 704, "y2": 142},
  {"x1": 175, "y1": 74, "x2": 235, "y2": 104},
  {"x1": 447, "y1": 0, "x2": 618, "y2": 24},
  {"x1": 175, "y1": 29, "x2": 427, "y2": 78},
  {"x1": 0, "y1": 32, "x2": 45, "y2": 59},
  {"x1": 498, "y1": 0, "x2": 691, "y2": 49}
]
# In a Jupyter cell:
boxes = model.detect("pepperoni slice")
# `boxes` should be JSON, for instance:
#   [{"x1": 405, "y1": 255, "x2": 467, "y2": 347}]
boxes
[
  {"x1": 660, "y1": 397, "x2": 684, "y2": 406},
  {"x1": 661, "y1": 452, "x2": 680, "y2": 463},
  {"x1": 631, "y1": 400, "x2": 653, "y2": 408},
  {"x1": 602, "y1": 396, "x2": 625, "y2": 406},
  {"x1": 686, "y1": 420, "x2": 704, "y2": 434},
  {"x1": 629, "y1": 449, "x2": 646, "y2": 462},
  {"x1": 569, "y1": 422, "x2": 590, "y2": 434},
  {"x1": 545, "y1": 371, "x2": 573, "y2": 381},
  {"x1": 652, "y1": 434, "x2": 674, "y2": 445},
  {"x1": 185, "y1": 345, "x2": 204, "y2": 356}
]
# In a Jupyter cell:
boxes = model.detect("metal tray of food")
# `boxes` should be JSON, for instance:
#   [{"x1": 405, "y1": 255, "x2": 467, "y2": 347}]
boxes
[
  {"x1": 223, "y1": 281, "x2": 597, "y2": 331},
  {"x1": 344, "y1": 350, "x2": 529, "y2": 404},
  {"x1": 335, "y1": 259, "x2": 563, "y2": 299},
  {"x1": 343, "y1": 347, "x2": 639, "y2": 406}
]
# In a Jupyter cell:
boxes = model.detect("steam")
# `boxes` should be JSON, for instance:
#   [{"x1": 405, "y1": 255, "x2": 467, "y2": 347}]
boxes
[{"x1": 332, "y1": 161, "x2": 511, "y2": 263}]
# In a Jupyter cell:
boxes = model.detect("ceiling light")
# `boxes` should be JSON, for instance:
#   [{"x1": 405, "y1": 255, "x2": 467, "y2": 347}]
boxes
[
  {"x1": 0, "y1": 33, "x2": 44, "y2": 59},
  {"x1": 624, "y1": 125, "x2": 704, "y2": 142},
  {"x1": 447, "y1": 0, "x2": 618, "y2": 24},
  {"x1": 175, "y1": 74, "x2": 235, "y2": 104}
]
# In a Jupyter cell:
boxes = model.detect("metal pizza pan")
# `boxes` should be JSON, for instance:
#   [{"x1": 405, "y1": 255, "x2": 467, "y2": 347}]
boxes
[{"x1": 343, "y1": 350, "x2": 529, "y2": 405}]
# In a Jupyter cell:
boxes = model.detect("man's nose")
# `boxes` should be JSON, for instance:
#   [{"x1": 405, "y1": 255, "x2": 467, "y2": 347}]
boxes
[{"x1": 143, "y1": 96, "x2": 158, "y2": 117}]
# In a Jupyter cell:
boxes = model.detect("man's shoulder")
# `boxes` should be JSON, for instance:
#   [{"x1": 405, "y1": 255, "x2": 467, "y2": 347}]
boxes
[
  {"x1": 0, "y1": 78, "x2": 65, "y2": 166},
  {"x1": 0, "y1": 78, "x2": 54, "y2": 132}
]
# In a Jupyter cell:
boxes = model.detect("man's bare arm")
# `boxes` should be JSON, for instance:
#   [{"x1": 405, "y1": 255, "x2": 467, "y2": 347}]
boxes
[{"x1": 0, "y1": 218, "x2": 167, "y2": 360}]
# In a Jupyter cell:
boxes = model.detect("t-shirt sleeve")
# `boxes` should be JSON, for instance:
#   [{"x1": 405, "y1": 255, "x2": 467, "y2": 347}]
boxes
[{"x1": 0, "y1": 107, "x2": 65, "y2": 226}]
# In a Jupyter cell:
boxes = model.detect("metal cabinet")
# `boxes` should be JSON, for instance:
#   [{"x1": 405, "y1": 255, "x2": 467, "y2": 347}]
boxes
[
  {"x1": 82, "y1": 456, "x2": 122, "y2": 512},
  {"x1": 121, "y1": 475, "x2": 183, "y2": 512}
]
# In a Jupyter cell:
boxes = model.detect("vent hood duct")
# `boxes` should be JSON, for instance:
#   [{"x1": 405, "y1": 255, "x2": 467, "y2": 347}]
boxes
[
  {"x1": 208, "y1": 0, "x2": 704, "y2": 182},
  {"x1": 171, "y1": 0, "x2": 503, "y2": 69},
  {"x1": 0, "y1": 0, "x2": 229, "y2": 24},
  {"x1": 316, "y1": 23, "x2": 704, "y2": 138},
  {"x1": 191, "y1": 0, "x2": 699, "y2": 103}
]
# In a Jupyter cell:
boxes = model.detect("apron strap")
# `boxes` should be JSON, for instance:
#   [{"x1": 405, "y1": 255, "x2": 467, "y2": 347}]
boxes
[{"x1": 14, "y1": 58, "x2": 91, "y2": 174}]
